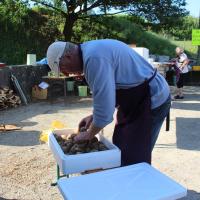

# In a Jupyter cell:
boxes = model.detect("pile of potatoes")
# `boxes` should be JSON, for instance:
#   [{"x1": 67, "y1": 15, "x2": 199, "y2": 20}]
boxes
[{"x1": 54, "y1": 132, "x2": 108, "y2": 155}]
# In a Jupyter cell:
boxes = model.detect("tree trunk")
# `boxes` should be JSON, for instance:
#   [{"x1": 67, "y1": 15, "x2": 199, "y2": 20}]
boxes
[{"x1": 63, "y1": 14, "x2": 78, "y2": 41}]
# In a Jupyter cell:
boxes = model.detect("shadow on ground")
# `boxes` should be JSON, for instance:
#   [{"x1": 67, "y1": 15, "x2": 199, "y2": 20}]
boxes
[
  {"x1": 176, "y1": 117, "x2": 200, "y2": 151},
  {"x1": 0, "y1": 130, "x2": 40, "y2": 146},
  {"x1": 0, "y1": 96, "x2": 92, "y2": 147},
  {"x1": 0, "y1": 96, "x2": 92, "y2": 126},
  {"x1": 182, "y1": 86, "x2": 200, "y2": 96},
  {"x1": 180, "y1": 190, "x2": 200, "y2": 200},
  {"x1": 172, "y1": 102, "x2": 200, "y2": 111},
  {"x1": 171, "y1": 85, "x2": 200, "y2": 102}
]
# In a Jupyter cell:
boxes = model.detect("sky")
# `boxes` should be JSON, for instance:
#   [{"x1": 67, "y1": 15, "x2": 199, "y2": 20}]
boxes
[{"x1": 186, "y1": 0, "x2": 199, "y2": 17}]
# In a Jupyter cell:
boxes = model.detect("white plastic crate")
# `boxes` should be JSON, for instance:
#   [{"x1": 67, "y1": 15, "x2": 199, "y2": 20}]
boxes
[
  {"x1": 58, "y1": 163, "x2": 187, "y2": 200},
  {"x1": 132, "y1": 47, "x2": 149, "y2": 61},
  {"x1": 48, "y1": 129, "x2": 121, "y2": 174}
]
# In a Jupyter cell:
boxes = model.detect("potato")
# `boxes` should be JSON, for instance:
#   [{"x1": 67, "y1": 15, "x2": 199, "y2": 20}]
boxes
[
  {"x1": 61, "y1": 134, "x2": 68, "y2": 140},
  {"x1": 62, "y1": 146, "x2": 69, "y2": 154},
  {"x1": 67, "y1": 133, "x2": 77, "y2": 140},
  {"x1": 76, "y1": 139, "x2": 89, "y2": 144},
  {"x1": 54, "y1": 134, "x2": 64, "y2": 144},
  {"x1": 69, "y1": 144, "x2": 81, "y2": 154},
  {"x1": 90, "y1": 136, "x2": 98, "y2": 143},
  {"x1": 77, "y1": 143, "x2": 87, "y2": 149},
  {"x1": 98, "y1": 143, "x2": 108, "y2": 151},
  {"x1": 89, "y1": 149, "x2": 98, "y2": 153},
  {"x1": 85, "y1": 147, "x2": 91, "y2": 153},
  {"x1": 64, "y1": 142, "x2": 74, "y2": 153},
  {"x1": 90, "y1": 142, "x2": 99, "y2": 150},
  {"x1": 54, "y1": 132, "x2": 109, "y2": 155}
]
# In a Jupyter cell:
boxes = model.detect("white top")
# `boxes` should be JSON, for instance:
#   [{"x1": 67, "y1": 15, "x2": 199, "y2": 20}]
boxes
[
  {"x1": 58, "y1": 163, "x2": 187, "y2": 200},
  {"x1": 176, "y1": 53, "x2": 189, "y2": 74}
]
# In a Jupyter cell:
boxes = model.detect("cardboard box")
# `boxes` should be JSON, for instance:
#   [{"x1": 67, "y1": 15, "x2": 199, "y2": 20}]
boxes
[
  {"x1": 48, "y1": 129, "x2": 121, "y2": 174},
  {"x1": 32, "y1": 85, "x2": 47, "y2": 100}
]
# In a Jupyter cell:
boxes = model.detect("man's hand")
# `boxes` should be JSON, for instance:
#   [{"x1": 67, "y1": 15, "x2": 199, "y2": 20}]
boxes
[
  {"x1": 78, "y1": 115, "x2": 93, "y2": 131},
  {"x1": 74, "y1": 131, "x2": 93, "y2": 142},
  {"x1": 75, "y1": 122, "x2": 103, "y2": 143}
]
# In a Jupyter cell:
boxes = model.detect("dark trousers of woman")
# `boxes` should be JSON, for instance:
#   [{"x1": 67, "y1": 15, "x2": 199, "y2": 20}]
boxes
[{"x1": 177, "y1": 73, "x2": 188, "y2": 88}]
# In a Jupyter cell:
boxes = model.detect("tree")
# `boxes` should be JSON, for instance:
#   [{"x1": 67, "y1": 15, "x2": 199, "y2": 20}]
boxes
[
  {"x1": 0, "y1": 0, "x2": 61, "y2": 64},
  {"x1": 160, "y1": 16, "x2": 198, "y2": 40},
  {"x1": 30, "y1": 0, "x2": 189, "y2": 41}
]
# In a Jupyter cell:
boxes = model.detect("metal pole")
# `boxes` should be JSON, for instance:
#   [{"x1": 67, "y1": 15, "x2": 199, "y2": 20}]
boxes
[{"x1": 197, "y1": 9, "x2": 200, "y2": 65}]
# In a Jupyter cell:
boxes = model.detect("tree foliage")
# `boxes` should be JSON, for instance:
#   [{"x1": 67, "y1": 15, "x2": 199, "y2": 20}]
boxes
[
  {"x1": 0, "y1": 1, "x2": 194, "y2": 64},
  {"x1": 30, "y1": 0, "x2": 189, "y2": 41},
  {"x1": 166, "y1": 16, "x2": 198, "y2": 40},
  {"x1": 0, "y1": 0, "x2": 61, "y2": 64}
]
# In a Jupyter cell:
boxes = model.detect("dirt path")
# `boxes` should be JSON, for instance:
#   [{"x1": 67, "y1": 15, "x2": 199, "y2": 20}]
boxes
[{"x1": 0, "y1": 86, "x2": 200, "y2": 200}]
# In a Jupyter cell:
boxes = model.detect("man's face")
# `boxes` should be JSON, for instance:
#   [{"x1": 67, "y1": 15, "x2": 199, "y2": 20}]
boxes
[{"x1": 59, "y1": 49, "x2": 82, "y2": 75}]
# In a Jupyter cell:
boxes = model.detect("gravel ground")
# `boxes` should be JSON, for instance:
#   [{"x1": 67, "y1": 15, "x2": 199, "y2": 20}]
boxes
[{"x1": 0, "y1": 86, "x2": 200, "y2": 200}]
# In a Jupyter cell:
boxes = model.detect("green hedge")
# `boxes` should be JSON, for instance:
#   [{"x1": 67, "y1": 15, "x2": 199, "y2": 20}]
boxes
[
  {"x1": 0, "y1": 3, "x2": 61, "y2": 64},
  {"x1": 0, "y1": 4, "x2": 196, "y2": 65}
]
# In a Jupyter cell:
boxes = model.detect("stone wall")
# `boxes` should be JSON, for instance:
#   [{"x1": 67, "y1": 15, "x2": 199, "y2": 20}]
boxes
[
  {"x1": 0, "y1": 65, "x2": 199, "y2": 103},
  {"x1": 0, "y1": 65, "x2": 49, "y2": 102}
]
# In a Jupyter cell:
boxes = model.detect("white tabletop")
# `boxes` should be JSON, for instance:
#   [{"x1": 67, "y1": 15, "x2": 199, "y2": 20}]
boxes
[{"x1": 58, "y1": 163, "x2": 187, "y2": 200}]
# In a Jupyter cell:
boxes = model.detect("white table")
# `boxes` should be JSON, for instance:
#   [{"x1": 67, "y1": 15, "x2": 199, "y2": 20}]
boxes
[
  {"x1": 58, "y1": 163, "x2": 187, "y2": 200},
  {"x1": 152, "y1": 62, "x2": 173, "y2": 78}
]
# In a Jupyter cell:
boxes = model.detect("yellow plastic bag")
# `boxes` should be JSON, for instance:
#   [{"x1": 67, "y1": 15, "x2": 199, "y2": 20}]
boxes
[
  {"x1": 51, "y1": 120, "x2": 65, "y2": 129},
  {"x1": 39, "y1": 129, "x2": 52, "y2": 143},
  {"x1": 39, "y1": 120, "x2": 67, "y2": 143}
]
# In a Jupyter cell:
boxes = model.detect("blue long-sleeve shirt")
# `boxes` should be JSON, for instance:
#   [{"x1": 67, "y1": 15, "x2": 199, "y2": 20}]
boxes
[{"x1": 81, "y1": 39, "x2": 170, "y2": 128}]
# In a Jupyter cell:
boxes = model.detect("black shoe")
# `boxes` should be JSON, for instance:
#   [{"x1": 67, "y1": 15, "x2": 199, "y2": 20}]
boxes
[
  {"x1": 174, "y1": 95, "x2": 184, "y2": 99},
  {"x1": 174, "y1": 95, "x2": 180, "y2": 99}
]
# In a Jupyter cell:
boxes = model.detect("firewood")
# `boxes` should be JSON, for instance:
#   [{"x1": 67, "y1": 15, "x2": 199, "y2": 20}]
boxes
[{"x1": 0, "y1": 87, "x2": 21, "y2": 110}]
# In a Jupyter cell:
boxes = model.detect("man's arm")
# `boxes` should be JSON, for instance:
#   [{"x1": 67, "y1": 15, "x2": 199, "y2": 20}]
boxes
[
  {"x1": 75, "y1": 57, "x2": 115, "y2": 142},
  {"x1": 180, "y1": 58, "x2": 189, "y2": 70},
  {"x1": 85, "y1": 57, "x2": 116, "y2": 128},
  {"x1": 87, "y1": 122, "x2": 102, "y2": 138}
]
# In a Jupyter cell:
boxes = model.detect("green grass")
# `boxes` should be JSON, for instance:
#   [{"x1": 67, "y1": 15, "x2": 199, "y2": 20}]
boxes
[
  {"x1": 101, "y1": 16, "x2": 197, "y2": 59},
  {"x1": 106, "y1": 16, "x2": 198, "y2": 59},
  {"x1": 133, "y1": 31, "x2": 198, "y2": 59}
]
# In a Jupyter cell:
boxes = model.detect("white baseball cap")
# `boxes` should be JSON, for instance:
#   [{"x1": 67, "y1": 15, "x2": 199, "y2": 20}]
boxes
[{"x1": 46, "y1": 41, "x2": 76, "y2": 76}]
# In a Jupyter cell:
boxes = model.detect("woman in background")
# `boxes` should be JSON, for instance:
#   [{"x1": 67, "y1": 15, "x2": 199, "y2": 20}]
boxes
[{"x1": 174, "y1": 47, "x2": 189, "y2": 99}]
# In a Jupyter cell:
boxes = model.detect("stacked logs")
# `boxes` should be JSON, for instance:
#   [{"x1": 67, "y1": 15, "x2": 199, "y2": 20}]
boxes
[{"x1": 0, "y1": 87, "x2": 21, "y2": 110}]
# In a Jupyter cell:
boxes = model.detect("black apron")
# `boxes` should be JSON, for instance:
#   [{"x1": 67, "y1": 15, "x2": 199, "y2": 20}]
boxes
[{"x1": 113, "y1": 70, "x2": 157, "y2": 166}]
